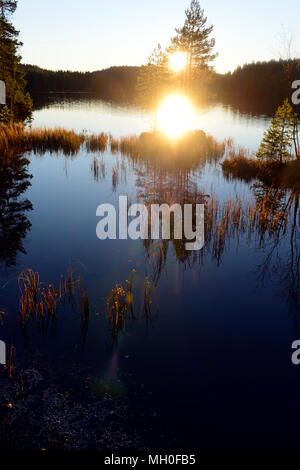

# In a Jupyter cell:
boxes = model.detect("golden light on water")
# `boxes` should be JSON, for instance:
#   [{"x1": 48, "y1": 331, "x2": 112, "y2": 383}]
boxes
[
  {"x1": 169, "y1": 51, "x2": 188, "y2": 72},
  {"x1": 157, "y1": 94, "x2": 195, "y2": 138}
]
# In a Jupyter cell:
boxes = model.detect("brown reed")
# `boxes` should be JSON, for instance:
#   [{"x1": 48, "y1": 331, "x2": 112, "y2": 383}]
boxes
[{"x1": 85, "y1": 133, "x2": 108, "y2": 152}]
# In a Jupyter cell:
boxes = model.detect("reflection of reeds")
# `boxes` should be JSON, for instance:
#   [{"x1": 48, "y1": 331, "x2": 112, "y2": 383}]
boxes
[
  {"x1": 112, "y1": 166, "x2": 118, "y2": 191},
  {"x1": 0, "y1": 122, "x2": 25, "y2": 159},
  {"x1": 92, "y1": 157, "x2": 99, "y2": 181},
  {"x1": 115, "y1": 130, "x2": 226, "y2": 171},
  {"x1": 27, "y1": 127, "x2": 85, "y2": 155},
  {"x1": 90, "y1": 157, "x2": 106, "y2": 181},
  {"x1": 77, "y1": 279, "x2": 90, "y2": 320},
  {"x1": 100, "y1": 159, "x2": 106, "y2": 179},
  {"x1": 204, "y1": 192, "x2": 293, "y2": 263},
  {"x1": 0, "y1": 123, "x2": 85, "y2": 157},
  {"x1": 142, "y1": 184, "x2": 298, "y2": 274}
]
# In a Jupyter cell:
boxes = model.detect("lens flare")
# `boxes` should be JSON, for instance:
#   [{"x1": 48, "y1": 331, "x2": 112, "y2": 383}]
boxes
[
  {"x1": 157, "y1": 94, "x2": 195, "y2": 138},
  {"x1": 169, "y1": 52, "x2": 187, "y2": 72}
]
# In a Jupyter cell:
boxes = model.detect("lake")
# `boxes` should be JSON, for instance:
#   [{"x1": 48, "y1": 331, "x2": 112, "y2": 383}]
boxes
[{"x1": 0, "y1": 95, "x2": 299, "y2": 450}]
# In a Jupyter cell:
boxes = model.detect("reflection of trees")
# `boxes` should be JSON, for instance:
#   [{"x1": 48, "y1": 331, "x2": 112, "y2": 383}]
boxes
[
  {"x1": 135, "y1": 163, "x2": 207, "y2": 275},
  {"x1": 0, "y1": 156, "x2": 33, "y2": 267},
  {"x1": 254, "y1": 190, "x2": 299, "y2": 316},
  {"x1": 283, "y1": 193, "x2": 300, "y2": 314},
  {"x1": 134, "y1": 161, "x2": 300, "y2": 315}
]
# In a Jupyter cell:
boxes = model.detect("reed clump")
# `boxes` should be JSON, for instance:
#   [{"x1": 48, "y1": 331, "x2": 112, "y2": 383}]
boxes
[
  {"x1": 105, "y1": 270, "x2": 136, "y2": 338},
  {"x1": 0, "y1": 122, "x2": 25, "y2": 159},
  {"x1": 222, "y1": 147, "x2": 300, "y2": 190},
  {"x1": 110, "y1": 135, "x2": 120, "y2": 153},
  {"x1": 86, "y1": 133, "x2": 108, "y2": 152},
  {"x1": 116, "y1": 130, "x2": 226, "y2": 170},
  {"x1": 18, "y1": 269, "x2": 58, "y2": 323},
  {"x1": 18, "y1": 266, "x2": 90, "y2": 324},
  {"x1": 26, "y1": 127, "x2": 85, "y2": 155},
  {"x1": 0, "y1": 123, "x2": 112, "y2": 158}
]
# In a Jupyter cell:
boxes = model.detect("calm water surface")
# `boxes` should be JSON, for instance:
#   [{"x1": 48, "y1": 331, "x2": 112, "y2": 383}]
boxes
[{"x1": 0, "y1": 97, "x2": 299, "y2": 449}]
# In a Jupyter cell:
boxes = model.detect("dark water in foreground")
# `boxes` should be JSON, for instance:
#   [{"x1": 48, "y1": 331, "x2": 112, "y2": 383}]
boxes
[{"x1": 0, "y1": 97, "x2": 299, "y2": 449}]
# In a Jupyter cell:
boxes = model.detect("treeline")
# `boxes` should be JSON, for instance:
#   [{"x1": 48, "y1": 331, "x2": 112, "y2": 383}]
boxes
[
  {"x1": 214, "y1": 59, "x2": 300, "y2": 114},
  {"x1": 22, "y1": 64, "x2": 141, "y2": 102},
  {"x1": 22, "y1": 59, "x2": 300, "y2": 114}
]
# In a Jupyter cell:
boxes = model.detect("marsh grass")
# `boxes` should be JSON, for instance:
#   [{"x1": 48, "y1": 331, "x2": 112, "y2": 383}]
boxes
[
  {"x1": 85, "y1": 133, "x2": 108, "y2": 152},
  {"x1": 110, "y1": 135, "x2": 120, "y2": 153},
  {"x1": 222, "y1": 147, "x2": 300, "y2": 190},
  {"x1": 105, "y1": 269, "x2": 155, "y2": 340},
  {"x1": 105, "y1": 269, "x2": 136, "y2": 339},
  {"x1": 18, "y1": 265, "x2": 90, "y2": 325},
  {"x1": 92, "y1": 157, "x2": 99, "y2": 181},
  {"x1": 26, "y1": 127, "x2": 85, "y2": 155},
  {"x1": 0, "y1": 123, "x2": 25, "y2": 160},
  {"x1": 18, "y1": 269, "x2": 58, "y2": 323},
  {"x1": 116, "y1": 130, "x2": 227, "y2": 170},
  {"x1": 0, "y1": 124, "x2": 227, "y2": 171},
  {"x1": 0, "y1": 123, "x2": 85, "y2": 157},
  {"x1": 0, "y1": 123, "x2": 112, "y2": 158}
]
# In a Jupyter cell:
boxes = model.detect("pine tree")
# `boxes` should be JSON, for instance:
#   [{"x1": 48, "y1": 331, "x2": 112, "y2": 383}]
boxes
[
  {"x1": 256, "y1": 99, "x2": 299, "y2": 162},
  {"x1": 0, "y1": 0, "x2": 32, "y2": 121},
  {"x1": 169, "y1": 0, "x2": 217, "y2": 82}
]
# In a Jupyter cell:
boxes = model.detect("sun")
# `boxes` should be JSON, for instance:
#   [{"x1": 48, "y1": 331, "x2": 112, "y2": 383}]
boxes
[
  {"x1": 157, "y1": 94, "x2": 195, "y2": 138},
  {"x1": 169, "y1": 51, "x2": 188, "y2": 72}
]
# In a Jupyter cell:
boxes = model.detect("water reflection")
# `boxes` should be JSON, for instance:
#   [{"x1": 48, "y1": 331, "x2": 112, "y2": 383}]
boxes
[
  {"x1": 0, "y1": 155, "x2": 33, "y2": 268},
  {"x1": 132, "y1": 160, "x2": 300, "y2": 317},
  {"x1": 31, "y1": 94, "x2": 270, "y2": 150},
  {"x1": 253, "y1": 190, "x2": 300, "y2": 317}
]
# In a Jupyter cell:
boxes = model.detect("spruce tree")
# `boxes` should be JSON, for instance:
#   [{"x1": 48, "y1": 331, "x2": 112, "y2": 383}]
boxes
[
  {"x1": 256, "y1": 99, "x2": 299, "y2": 163},
  {"x1": 0, "y1": 0, "x2": 32, "y2": 121}
]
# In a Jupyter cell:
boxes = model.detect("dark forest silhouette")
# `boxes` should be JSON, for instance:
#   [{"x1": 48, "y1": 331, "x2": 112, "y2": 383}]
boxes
[
  {"x1": 22, "y1": 64, "x2": 141, "y2": 103},
  {"x1": 22, "y1": 58, "x2": 300, "y2": 115}
]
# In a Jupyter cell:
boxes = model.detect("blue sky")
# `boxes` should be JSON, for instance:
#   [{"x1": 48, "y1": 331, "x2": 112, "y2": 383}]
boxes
[{"x1": 14, "y1": 0, "x2": 300, "y2": 73}]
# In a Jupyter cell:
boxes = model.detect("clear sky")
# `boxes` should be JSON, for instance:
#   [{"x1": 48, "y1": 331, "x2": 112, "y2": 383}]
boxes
[{"x1": 14, "y1": 0, "x2": 300, "y2": 74}]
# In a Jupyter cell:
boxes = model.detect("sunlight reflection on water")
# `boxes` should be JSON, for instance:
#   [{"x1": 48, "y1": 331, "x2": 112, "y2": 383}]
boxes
[{"x1": 32, "y1": 95, "x2": 270, "y2": 150}]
